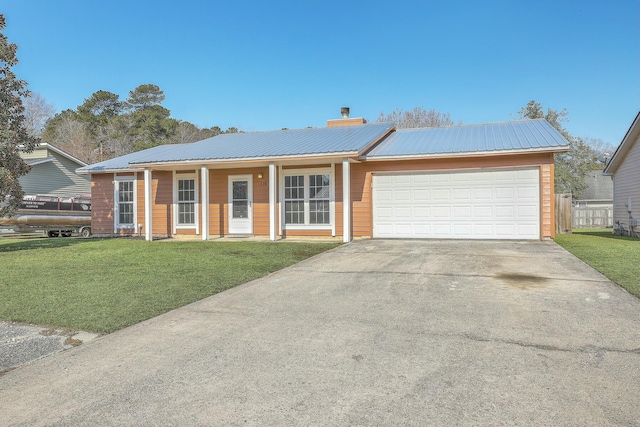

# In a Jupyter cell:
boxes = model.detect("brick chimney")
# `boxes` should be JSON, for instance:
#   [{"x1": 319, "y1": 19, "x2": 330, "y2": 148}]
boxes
[{"x1": 327, "y1": 107, "x2": 367, "y2": 127}]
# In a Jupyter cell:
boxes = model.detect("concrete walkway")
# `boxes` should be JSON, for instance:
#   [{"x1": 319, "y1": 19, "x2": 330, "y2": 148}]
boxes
[{"x1": 1, "y1": 240, "x2": 639, "y2": 426}]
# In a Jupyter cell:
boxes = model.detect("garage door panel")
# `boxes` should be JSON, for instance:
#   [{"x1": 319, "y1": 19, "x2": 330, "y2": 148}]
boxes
[
  {"x1": 395, "y1": 207, "x2": 411, "y2": 218},
  {"x1": 413, "y1": 175, "x2": 432, "y2": 184},
  {"x1": 414, "y1": 189, "x2": 431, "y2": 201},
  {"x1": 453, "y1": 224, "x2": 472, "y2": 235},
  {"x1": 414, "y1": 224, "x2": 431, "y2": 235},
  {"x1": 495, "y1": 206, "x2": 515, "y2": 218},
  {"x1": 496, "y1": 224, "x2": 516, "y2": 236},
  {"x1": 433, "y1": 189, "x2": 451, "y2": 200},
  {"x1": 517, "y1": 224, "x2": 539, "y2": 236},
  {"x1": 432, "y1": 174, "x2": 451, "y2": 183},
  {"x1": 474, "y1": 188, "x2": 493, "y2": 200},
  {"x1": 453, "y1": 188, "x2": 471, "y2": 200},
  {"x1": 518, "y1": 187, "x2": 538, "y2": 199},
  {"x1": 453, "y1": 206, "x2": 472, "y2": 218},
  {"x1": 414, "y1": 206, "x2": 431, "y2": 218},
  {"x1": 432, "y1": 206, "x2": 451, "y2": 218},
  {"x1": 394, "y1": 189, "x2": 411, "y2": 201},
  {"x1": 518, "y1": 205, "x2": 538, "y2": 217},
  {"x1": 453, "y1": 173, "x2": 472, "y2": 183},
  {"x1": 375, "y1": 207, "x2": 393, "y2": 218},
  {"x1": 475, "y1": 224, "x2": 493, "y2": 236},
  {"x1": 495, "y1": 187, "x2": 514, "y2": 199},
  {"x1": 474, "y1": 206, "x2": 493, "y2": 217},
  {"x1": 376, "y1": 189, "x2": 393, "y2": 201},
  {"x1": 373, "y1": 169, "x2": 540, "y2": 240},
  {"x1": 494, "y1": 170, "x2": 516, "y2": 181},
  {"x1": 393, "y1": 175, "x2": 411, "y2": 185}
]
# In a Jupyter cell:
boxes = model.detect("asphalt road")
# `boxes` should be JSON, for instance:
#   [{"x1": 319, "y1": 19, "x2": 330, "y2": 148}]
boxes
[{"x1": 1, "y1": 240, "x2": 639, "y2": 426}]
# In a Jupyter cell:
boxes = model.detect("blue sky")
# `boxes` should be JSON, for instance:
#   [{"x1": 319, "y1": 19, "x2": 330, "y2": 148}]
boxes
[{"x1": 3, "y1": 0, "x2": 639, "y2": 145}]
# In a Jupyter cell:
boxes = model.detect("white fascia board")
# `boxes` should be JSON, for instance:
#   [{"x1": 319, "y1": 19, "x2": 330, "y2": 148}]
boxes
[{"x1": 76, "y1": 168, "x2": 136, "y2": 175}]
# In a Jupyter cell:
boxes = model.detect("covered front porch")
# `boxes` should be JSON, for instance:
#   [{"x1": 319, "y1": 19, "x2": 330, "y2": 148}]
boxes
[{"x1": 136, "y1": 158, "x2": 356, "y2": 243}]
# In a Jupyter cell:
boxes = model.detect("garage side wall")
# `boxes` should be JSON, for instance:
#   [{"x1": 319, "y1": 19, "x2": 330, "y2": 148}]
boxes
[{"x1": 354, "y1": 153, "x2": 556, "y2": 239}]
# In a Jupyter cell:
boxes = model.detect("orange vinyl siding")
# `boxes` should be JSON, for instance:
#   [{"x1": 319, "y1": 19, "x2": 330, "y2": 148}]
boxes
[
  {"x1": 176, "y1": 228, "x2": 197, "y2": 235},
  {"x1": 283, "y1": 229, "x2": 334, "y2": 237},
  {"x1": 209, "y1": 169, "x2": 226, "y2": 236},
  {"x1": 252, "y1": 168, "x2": 270, "y2": 236},
  {"x1": 90, "y1": 174, "x2": 115, "y2": 235},
  {"x1": 541, "y1": 164, "x2": 554, "y2": 239},
  {"x1": 155, "y1": 171, "x2": 173, "y2": 236}
]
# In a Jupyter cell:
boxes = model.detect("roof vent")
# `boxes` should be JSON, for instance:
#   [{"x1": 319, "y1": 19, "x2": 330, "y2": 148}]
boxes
[{"x1": 341, "y1": 107, "x2": 350, "y2": 119}]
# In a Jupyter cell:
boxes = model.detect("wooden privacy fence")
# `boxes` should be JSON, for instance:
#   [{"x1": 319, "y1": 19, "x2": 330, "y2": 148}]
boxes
[
  {"x1": 572, "y1": 206, "x2": 613, "y2": 228},
  {"x1": 555, "y1": 193, "x2": 572, "y2": 234}
]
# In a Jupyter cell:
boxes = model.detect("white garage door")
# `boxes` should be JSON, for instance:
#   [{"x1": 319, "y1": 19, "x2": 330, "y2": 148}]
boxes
[{"x1": 373, "y1": 169, "x2": 540, "y2": 239}]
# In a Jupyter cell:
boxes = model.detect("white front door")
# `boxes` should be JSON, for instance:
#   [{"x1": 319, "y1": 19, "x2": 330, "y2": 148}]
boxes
[{"x1": 228, "y1": 175, "x2": 253, "y2": 234}]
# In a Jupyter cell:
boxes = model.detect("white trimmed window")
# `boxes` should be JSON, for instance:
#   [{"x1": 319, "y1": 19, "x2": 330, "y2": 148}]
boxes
[
  {"x1": 282, "y1": 169, "x2": 333, "y2": 229},
  {"x1": 114, "y1": 176, "x2": 136, "y2": 230},
  {"x1": 173, "y1": 172, "x2": 198, "y2": 230}
]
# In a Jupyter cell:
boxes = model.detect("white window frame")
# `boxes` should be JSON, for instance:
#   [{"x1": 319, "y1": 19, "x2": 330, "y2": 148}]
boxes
[
  {"x1": 173, "y1": 172, "x2": 199, "y2": 233},
  {"x1": 114, "y1": 175, "x2": 137, "y2": 232},
  {"x1": 279, "y1": 167, "x2": 334, "y2": 230}
]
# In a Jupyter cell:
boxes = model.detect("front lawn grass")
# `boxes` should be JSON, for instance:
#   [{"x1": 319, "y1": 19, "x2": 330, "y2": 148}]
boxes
[
  {"x1": 554, "y1": 228, "x2": 640, "y2": 298},
  {"x1": 0, "y1": 238, "x2": 339, "y2": 333}
]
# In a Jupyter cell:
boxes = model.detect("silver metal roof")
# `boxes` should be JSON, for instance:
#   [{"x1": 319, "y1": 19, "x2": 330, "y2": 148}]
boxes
[
  {"x1": 129, "y1": 123, "x2": 395, "y2": 165},
  {"x1": 78, "y1": 119, "x2": 568, "y2": 174},
  {"x1": 365, "y1": 119, "x2": 570, "y2": 158},
  {"x1": 76, "y1": 143, "x2": 190, "y2": 173}
]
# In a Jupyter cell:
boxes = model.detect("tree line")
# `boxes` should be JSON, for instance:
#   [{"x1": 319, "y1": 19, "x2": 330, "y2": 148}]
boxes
[{"x1": 35, "y1": 84, "x2": 238, "y2": 164}]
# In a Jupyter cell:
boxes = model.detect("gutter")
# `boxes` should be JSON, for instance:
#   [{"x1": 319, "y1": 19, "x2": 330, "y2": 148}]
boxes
[{"x1": 362, "y1": 146, "x2": 570, "y2": 161}]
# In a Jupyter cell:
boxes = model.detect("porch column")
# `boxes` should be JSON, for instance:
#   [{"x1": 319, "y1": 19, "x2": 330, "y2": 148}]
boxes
[
  {"x1": 269, "y1": 162, "x2": 277, "y2": 241},
  {"x1": 201, "y1": 166, "x2": 209, "y2": 241},
  {"x1": 144, "y1": 169, "x2": 152, "y2": 241},
  {"x1": 342, "y1": 158, "x2": 351, "y2": 243}
]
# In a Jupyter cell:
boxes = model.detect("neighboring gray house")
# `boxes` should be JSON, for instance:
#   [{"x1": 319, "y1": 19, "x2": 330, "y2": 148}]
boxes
[
  {"x1": 572, "y1": 169, "x2": 613, "y2": 228},
  {"x1": 574, "y1": 169, "x2": 613, "y2": 207},
  {"x1": 603, "y1": 111, "x2": 640, "y2": 236},
  {"x1": 19, "y1": 143, "x2": 90, "y2": 196}
]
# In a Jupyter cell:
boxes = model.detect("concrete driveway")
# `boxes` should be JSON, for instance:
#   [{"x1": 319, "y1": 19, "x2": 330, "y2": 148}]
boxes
[{"x1": 1, "y1": 240, "x2": 639, "y2": 426}]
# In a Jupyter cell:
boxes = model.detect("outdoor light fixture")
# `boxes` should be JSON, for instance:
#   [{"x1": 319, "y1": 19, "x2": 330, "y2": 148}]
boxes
[{"x1": 258, "y1": 173, "x2": 263, "y2": 179}]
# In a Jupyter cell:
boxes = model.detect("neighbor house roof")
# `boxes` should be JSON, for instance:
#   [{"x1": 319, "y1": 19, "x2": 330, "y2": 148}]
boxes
[
  {"x1": 603, "y1": 111, "x2": 640, "y2": 176},
  {"x1": 364, "y1": 119, "x2": 570, "y2": 159},
  {"x1": 21, "y1": 143, "x2": 88, "y2": 167},
  {"x1": 576, "y1": 169, "x2": 613, "y2": 201},
  {"x1": 78, "y1": 119, "x2": 569, "y2": 174}
]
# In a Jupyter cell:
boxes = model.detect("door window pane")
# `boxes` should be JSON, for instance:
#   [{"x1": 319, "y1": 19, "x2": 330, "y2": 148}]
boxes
[
  {"x1": 233, "y1": 181, "x2": 248, "y2": 200},
  {"x1": 232, "y1": 181, "x2": 249, "y2": 219}
]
